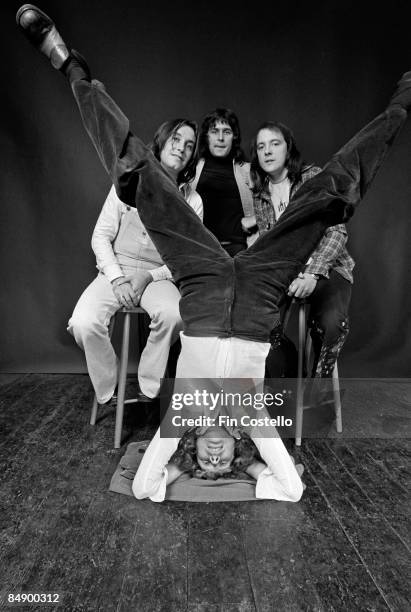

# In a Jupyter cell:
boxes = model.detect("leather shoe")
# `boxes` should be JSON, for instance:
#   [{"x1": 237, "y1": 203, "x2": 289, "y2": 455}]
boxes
[{"x1": 16, "y1": 4, "x2": 70, "y2": 69}]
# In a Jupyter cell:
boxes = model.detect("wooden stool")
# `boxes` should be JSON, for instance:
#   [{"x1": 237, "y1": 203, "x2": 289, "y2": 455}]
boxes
[
  {"x1": 283, "y1": 299, "x2": 342, "y2": 446},
  {"x1": 89, "y1": 306, "x2": 146, "y2": 449}
]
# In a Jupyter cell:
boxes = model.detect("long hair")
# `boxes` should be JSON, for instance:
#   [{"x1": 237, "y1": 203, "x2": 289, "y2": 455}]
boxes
[
  {"x1": 150, "y1": 118, "x2": 199, "y2": 185},
  {"x1": 169, "y1": 428, "x2": 262, "y2": 480},
  {"x1": 199, "y1": 108, "x2": 246, "y2": 162},
  {"x1": 250, "y1": 121, "x2": 304, "y2": 195}
]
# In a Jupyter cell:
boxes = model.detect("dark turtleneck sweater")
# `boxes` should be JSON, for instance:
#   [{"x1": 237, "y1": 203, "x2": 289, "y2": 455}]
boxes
[{"x1": 196, "y1": 154, "x2": 246, "y2": 246}]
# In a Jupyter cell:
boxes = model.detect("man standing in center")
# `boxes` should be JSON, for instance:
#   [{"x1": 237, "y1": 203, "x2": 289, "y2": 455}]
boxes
[{"x1": 191, "y1": 109, "x2": 257, "y2": 256}]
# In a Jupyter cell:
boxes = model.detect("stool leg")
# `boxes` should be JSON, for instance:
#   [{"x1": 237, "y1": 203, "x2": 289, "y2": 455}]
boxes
[
  {"x1": 332, "y1": 362, "x2": 343, "y2": 433},
  {"x1": 303, "y1": 331, "x2": 314, "y2": 407},
  {"x1": 115, "y1": 312, "x2": 130, "y2": 449},
  {"x1": 295, "y1": 303, "x2": 306, "y2": 446},
  {"x1": 305, "y1": 333, "x2": 312, "y2": 374},
  {"x1": 90, "y1": 395, "x2": 98, "y2": 425}
]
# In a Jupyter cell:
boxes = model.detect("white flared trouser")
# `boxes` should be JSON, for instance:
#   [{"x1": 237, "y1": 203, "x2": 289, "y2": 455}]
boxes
[{"x1": 68, "y1": 273, "x2": 182, "y2": 402}]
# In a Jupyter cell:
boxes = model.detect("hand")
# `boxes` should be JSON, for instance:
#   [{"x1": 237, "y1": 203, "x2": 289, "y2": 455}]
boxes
[
  {"x1": 245, "y1": 460, "x2": 267, "y2": 480},
  {"x1": 126, "y1": 270, "x2": 152, "y2": 305},
  {"x1": 287, "y1": 273, "x2": 318, "y2": 298},
  {"x1": 165, "y1": 463, "x2": 186, "y2": 485},
  {"x1": 112, "y1": 279, "x2": 139, "y2": 309},
  {"x1": 241, "y1": 215, "x2": 258, "y2": 235}
]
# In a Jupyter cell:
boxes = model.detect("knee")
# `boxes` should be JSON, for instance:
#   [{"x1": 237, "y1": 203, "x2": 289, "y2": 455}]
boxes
[
  {"x1": 151, "y1": 303, "x2": 182, "y2": 329},
  {"x1": 68, "y1": 311, "x2": 104, "y2": 340},
  {"x1": 311, "y1": 312, "x2": 349, "y2": 343}
]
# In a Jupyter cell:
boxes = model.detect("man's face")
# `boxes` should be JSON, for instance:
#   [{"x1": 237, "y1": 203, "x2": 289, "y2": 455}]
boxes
[
  {"x1": 207, "y1": 120, "x2": 234, "y2": 158},
  {"x1": 196, "y1": 426, "x2": 235, "y2": 476},
  {"x1": 256, "y1": 128, "x2": 288, "y2": 177},
  {"x1": 160, "y1": 125, "x2": 196, "y2": 176}
]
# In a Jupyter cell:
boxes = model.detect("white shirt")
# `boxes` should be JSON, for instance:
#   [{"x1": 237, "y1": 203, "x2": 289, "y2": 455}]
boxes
[
  {"x1": 91, "y1": 184, "x2": 203, "y2": 283},
  {"x1": 268, "y1": 177, "x2": 291, "y2": 221}
]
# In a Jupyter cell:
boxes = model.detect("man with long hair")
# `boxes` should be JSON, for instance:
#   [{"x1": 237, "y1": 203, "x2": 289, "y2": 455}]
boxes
[
  {"x1": 250, "y1": 121, "x2": 354, "y2": 379},
  {"x1": 191, "y1": 108, "x2": 257, "y2": 256},
  {"x1": 67, "y1": 111, "x2": 202, "y2": 407}
]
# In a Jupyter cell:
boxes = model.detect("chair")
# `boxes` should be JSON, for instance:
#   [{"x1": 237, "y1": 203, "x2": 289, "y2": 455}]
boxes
[
  {"x1": 89, "y1": 306, "x2": 146, "y2": 449},
  {"x1": 283, "y1": 299, "x2": 342, "y2": 446}
]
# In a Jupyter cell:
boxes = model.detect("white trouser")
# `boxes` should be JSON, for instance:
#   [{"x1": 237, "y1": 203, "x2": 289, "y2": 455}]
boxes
[
  {"x1": 67, "y1": 273, "x2": 182, "y2": 402},
  {"x1": 175, "y1": 333, "x2": 271, "y2": 379}
]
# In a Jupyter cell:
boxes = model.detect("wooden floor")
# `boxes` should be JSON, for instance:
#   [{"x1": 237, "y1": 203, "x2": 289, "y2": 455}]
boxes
[{"x1": 0, "y1": 374, "x2": 409, "y2": 611}]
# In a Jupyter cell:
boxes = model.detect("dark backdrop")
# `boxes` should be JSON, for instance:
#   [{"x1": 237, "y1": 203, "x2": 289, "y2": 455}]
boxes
[{"x1": 1, "y1": 0, "x2": 411, "y2": 376}]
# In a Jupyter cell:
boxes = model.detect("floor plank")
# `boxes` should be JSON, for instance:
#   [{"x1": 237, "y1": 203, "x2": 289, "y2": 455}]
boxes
[{"x1": 187, "y1": 505, "x2": 255, "y2": 609}]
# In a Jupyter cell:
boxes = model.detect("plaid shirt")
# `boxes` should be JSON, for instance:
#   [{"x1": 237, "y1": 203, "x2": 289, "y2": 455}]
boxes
[{"x1": 253, "y1": 165, "x2": 354, "y2": 282}]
